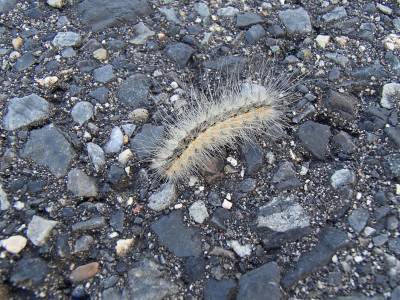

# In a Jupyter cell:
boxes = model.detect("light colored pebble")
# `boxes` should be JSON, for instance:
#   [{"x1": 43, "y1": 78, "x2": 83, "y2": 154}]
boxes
[
  {"x1": 115, "y1": 238, "x2": 134, "y2": 256},
  {"x1": 222, "y1": 199, "x2": 232, "y2": 209},
  {"x1": 0, "y1": 235, "x2": 27, "y2": 254}
]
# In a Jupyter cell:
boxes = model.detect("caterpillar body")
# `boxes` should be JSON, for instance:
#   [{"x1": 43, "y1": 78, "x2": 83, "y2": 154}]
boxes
[{"x1": 149, "y1": 61, "x2": 296, "y2": 183}]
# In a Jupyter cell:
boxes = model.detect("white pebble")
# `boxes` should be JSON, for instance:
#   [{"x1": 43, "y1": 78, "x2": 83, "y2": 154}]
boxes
[{"x1": 222, "y1": 199, "x2": 232, "y2": 209}]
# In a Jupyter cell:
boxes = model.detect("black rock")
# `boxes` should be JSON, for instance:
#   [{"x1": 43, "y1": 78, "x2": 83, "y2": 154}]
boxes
[
  {"x1": 71, "y1": 216, "x2": 106, "y2": 232},
  {"x1": 383, "y1": 153, "x2": 400, "y2": 178},
  {"x1": 297, "y1": 121, "x2": 331, "y2": 160},
  {"x1": 238, "y1": 178, "x2": 257, "y2": 193},
  {"x1": 332, "y1": 131, "x2": 356, "y2": 154},
  {"x1": 324, "y1": 90, "x2": 359, "y2": 121},
  {"x1": 271, "y1": 161, "x2": 301, "y2": 191},
  {"x1": 21, "y1": 124, "x2": 76, "y2": 178},
  {"x1": 71, "y1": 285, "x2": 89, "y2": 300},
  {"x1": 117, "y1": 74, "x2": 151, "y2": 108},
  {"x1": 183, "y1": 256, "x2": 206, "y2": 283},
  {"x1": 348, "y1": 208, "x2": 369, "y2": 233},
  {"x1": 110, "y1": 209, "x2": 125, "y2": 233},
  {"x1": 56, "y1": 234, "x2": 71, "y2": 258},
  {"x1": 10, "y1": 257, "x2": 49, "y2": 286},
  {"x1": 389, "y1": 238, "x2": 400, "y2": 255},
  {"x1": 89, "y1": 87, "x2": 109, "y2": 103},
  {"x1": 130, "y1": 124, "x2": 164, "y2": 160},
  {"x1": 204, "y1": 278, "x2": 237, "y2": 300},
  {"x1": 385, "y1": 127, "x2": 400, "y2": 148},
  {"x1": 241, "y1": 142, "x2": 264, "y2": 175},
  {"x1": 151, "y1": 210, "x2": 202, "y2": 257},
  {"x1": 78, "y1": 0, "x2": 152, "y2": 31},
  {"x1": 77, "y1": 60, "x2": 98, "y2": 72},
  {"x1": 278, "y1": 7, "x2": 312, "y2": 34},
  {"x1": 351, "y1": 63, "x2": 387, "y2": 80},
  {"x1": 236, "y1": 13, "x2": 263, "y2": 28},
  {"x1": 203, "y1": 56, "x2": 247, "y2": 73},
  {"x1": 257, "y1": 195, "x2": 311, "y2": 249},
  {"x1": 210, "y1": 207, "x2": 231, "y2": 231},
  {"x1": 164, "y1": 42, "x2": 194, "y2": 67},
  {"x1": 237, "y1": 262, "x2": 281, "y2": 300},
  {"x1": 106, "y1": 165, "x2": 129, "y2": 190},
  {"x1": 15, "y1": 53, "x2": 35, "y2": 71},
  {"x1": 245, "y1": 24, "x2": 265, "y2": 44},
  {"x1": 125, "y1": 259, "x2": 178, "y2": 299},
  {"x1": 281, "y1": 227, "x2": 349, "y2": 289}
]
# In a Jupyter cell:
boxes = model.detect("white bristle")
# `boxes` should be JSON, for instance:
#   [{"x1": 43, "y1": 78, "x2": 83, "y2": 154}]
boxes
[{"x1": 148, "y1": 61, "x2": 297, "y2": 183}]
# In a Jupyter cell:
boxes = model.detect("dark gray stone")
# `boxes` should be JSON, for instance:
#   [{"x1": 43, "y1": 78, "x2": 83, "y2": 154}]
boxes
[
  {"x1": 282, "y1": 227, "x2": 349, "y2": 289},
  {"x1": 392, "y1": 286, "x2": 400, "y2": 300},
  {"x1": 351, "y1": 63, "x2": 386, "y2": 80},
  {"x1": 183, "y1": 256, "x2": 206, "y2": 283},
  {"x1": 203, "y1": 56, "x2": 247, "y2": 72},
  {"x1": 325, "y1": 52, "x2": 349, "y2": 68},
  {"x1": 67, "y1": 168, "x2": 98, "y2": 197},
  {"x1": 245, "y1": 24, "x2": 265, "y2": 44},
  {"x1": 383, "y1": 153, "x2": 400, "y2": 178},
  {"x1": 110, "y1": 209, "x2": 124, "y2": 233},
  {"x1": 257, "y1": 195, "x2": 311, "y2": 249},
  {"x1": 106, "y1": 164, "x2": 129, "y2": 190},
  {"x1": 151, "y1": 210, "x2": 202, "y2": 257},
  {"x1": 332, "y1": 131, "x2": 356, "y2": 154},
  {"x1": 71, "y1": 101, "x2": 93, "y2": 125},
  {"x1": 271, "y1": 161, "x2": 301, "y2": 191},
  {"x1": 348, "y1": 208, "x2": 369, "y2": 233},
  {"x1": 278, "y1": 7, "x2": 312, "y2": 34},
  {"x1": 297, "y1": 121, "x2": 331, "y2": 160},
  {"x1": 21, "y1": 124, "x2": 75, "y2": 177},
  {"x1": 204, "y1": 279, "x2": 237, "y2": 300},
  {"x1": 93, "y1": 64, "x2": 114, "y2": 83},
  {"x1": 237, "y1": 262, "x2": 280, "y2": 300},
  {"x1": 324, "y1": 90, "x2": 359, "y2": 121},
  {"x1": 131, "y1": 124, "x2": 164, "y2": 159},
  {"x1": 164, "y1": 42, "x2": 194, "y2": 67},
  {"x1": 78, "y1": 0, "x2": 152, "y2": 31},
  {"x1": 87, "y1": 142, "x2": 106, "y2": 172},
  {"x1": 389, "y1": 238, "x2": 400, "y2": 255},
  {"x1": 117, "y1": 74, "x2": 151, "y2": 108},
  {"x1": 238, "y1": 178, "x2": 257, "y2": 193},
  {"x1": 126, "y1": 259, "x2": 179, "y2": 299},
  {"x1": 15, "y1": 53, "x2": 35, "y2": 71},
  {"x1": 322, "y1": 6, "x2": 347, "y2": 22},
  {"x1": 10, "y1": 257, "x2": 49, "y2": 286},
  {"x1": 74, "y1": 235, "x2": 94, "y2": 253},
  {"x1": 3, "y1": 94, "x2": 50, "y2": 131},
  {"x1": 72, "y1": 216, "x2": 106, "y2": 232},
  {"x1": 89, "y1": 86, "x2": 109, "y2": 103},
  {"x1": 236, "y1": 12, "x2": 263, "y2": 28},
  {"x1": 241, "y1": 142, "x2": 264, "y2": 175},
  {"x1": 385, "y1": 127, "x2": 400, "y2": 148}
]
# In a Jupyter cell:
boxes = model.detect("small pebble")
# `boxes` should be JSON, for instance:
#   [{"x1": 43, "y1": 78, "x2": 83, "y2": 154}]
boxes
[
  {"x1": 70, "y1": 262, "x2": 100, "y2": 282},
  {"x1": 222, "y1": 199, "x2": 232, "y2": 209},
  {"x1": 0, "y1": 235, "x2": 27, "y2": 254}
]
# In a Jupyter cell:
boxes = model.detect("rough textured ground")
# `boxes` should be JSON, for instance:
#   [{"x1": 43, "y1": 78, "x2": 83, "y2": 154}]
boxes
[{"x1": 0, "y1": 0, "x2": 400, "y2": 299}]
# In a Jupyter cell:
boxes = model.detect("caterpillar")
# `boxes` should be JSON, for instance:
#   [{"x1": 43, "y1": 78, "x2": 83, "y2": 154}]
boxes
[{"x1": 148, "y1": 59, "x2": 297, "y2": 183}]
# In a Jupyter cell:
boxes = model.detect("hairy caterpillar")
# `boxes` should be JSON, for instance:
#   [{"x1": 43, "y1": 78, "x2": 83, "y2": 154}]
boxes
[{"x1": 149, "y1": 59, "x2": 297, "y2": 183}]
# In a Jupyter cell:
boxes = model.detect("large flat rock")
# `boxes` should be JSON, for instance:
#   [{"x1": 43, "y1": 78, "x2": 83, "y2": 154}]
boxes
[
  {"x1": 78, "y1": 0, "x2": 153, "y2": 31},
  {"x1": 21, "y1": 124, "x2": 75, "y2": 177}
]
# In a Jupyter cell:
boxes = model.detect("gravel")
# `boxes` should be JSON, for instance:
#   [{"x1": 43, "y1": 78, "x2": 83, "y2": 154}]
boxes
[{"x1": 1, "y1": 0, "x2": 400, "y2": 298}]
